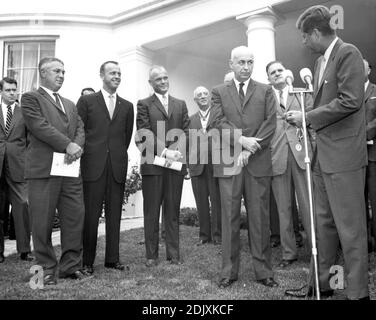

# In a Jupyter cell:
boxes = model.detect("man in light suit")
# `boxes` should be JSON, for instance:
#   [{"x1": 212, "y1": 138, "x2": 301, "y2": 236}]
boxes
[
  {"x1": 77, "y1": 61, "x2": 134, "y2": 275},
  {"x1": 0, "y1": 77, "x2": 31, "y2": 263},
  {"x1": 189, "y1": 86, "x2": 221, "y2": 246},
  {"x1": 21, "y1": 57, "x2": 87, "y2": 285},
  {"x1": 287, "y1": 5, "x2": 369, "y2": 300},
  {"x1": 209, "y1": 46, "x2": 277, "y2": 288},
  {"x1": 136, "y1": 65, "x2": 189, "y2": 267},
  {"x1": 364, "y1": 59, "x2": 376, "y2": 252},
  {"x1": 266, "y1": 61, "x2": 313, "y2": 268}
]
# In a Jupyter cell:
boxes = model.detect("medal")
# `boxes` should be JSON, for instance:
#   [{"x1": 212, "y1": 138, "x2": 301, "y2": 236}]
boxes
[{"x1": 295, "y1": 143, "x2": 302, "y2": 152}]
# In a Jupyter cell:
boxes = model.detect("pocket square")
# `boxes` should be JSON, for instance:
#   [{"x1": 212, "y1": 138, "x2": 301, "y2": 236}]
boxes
[
  {"x1": 324, "y1": 80, "x2": 328, "y2": 84},
  {"x1": 370, "y1": 97, "x2": 376, "y2": 100}
]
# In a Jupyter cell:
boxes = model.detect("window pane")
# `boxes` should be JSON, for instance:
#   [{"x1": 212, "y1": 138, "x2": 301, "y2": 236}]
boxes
[
  {"x1": 7, "y1": 43, "x2": 22, "y2": 69},
  {"x1": 22, "y1": 69, "x2": 38, "y2": 93},
  {"x1": 40, "y1": 42, "x2": 55, "y2": 58},
  {"x1": 23, "y1": 43, "x2": 39, "y2": 67},
  {"x1": 6, "y1": 69, "x2": 21, "y2": 83}
]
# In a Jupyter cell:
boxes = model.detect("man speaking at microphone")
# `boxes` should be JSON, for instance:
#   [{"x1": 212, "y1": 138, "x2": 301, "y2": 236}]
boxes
[{"x1": 286, "y1": 5, "x2": 369, "y2": 300}]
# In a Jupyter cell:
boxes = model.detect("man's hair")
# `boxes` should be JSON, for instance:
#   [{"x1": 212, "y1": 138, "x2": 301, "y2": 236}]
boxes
[
  {"x1": 265, "y1": 60, "x2": 284, "y2": 75},
  {"x1": 38, "y1": 57, "x2": 64, "y2": 73},
  {"x1": 149, "y1": 65, "x2": 167, "y2": 80},
  {"x1": 0, "y1": 77, "x2": 17, "y2": 90},
  {"x1": 230, "y1": 46, "x2": 253, "y2": 61},
  {"x1": 81, "y1": 87, "x2": 95, "y2": 95},
  {"x1": 193, "y1": 86, "x2": 209, "y2": 99},
  {"x1": 100, "y1": 61, "x2": 119, "y2": 75},
  {"x1": 296, "y1": 5, "x2": 335, "y2": 36}
]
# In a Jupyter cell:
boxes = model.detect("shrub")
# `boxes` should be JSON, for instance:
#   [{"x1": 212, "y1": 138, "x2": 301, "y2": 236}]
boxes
[
  {"x1": 179, "y1": 207, "x2": 199, "y2": 227},
  {"x1": 123, "y1": 165, "x2": 142, "y2": 204}
]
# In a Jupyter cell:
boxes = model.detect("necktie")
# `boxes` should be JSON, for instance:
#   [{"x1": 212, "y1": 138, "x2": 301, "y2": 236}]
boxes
[
  {"x1": 108, "y1": 95, "x2": 115, "y2": 119},
  {"x1": 279, "y1": 90, "x2": 285, "y2": 109},
  {"x1": 318, "y1": 57, "x2": 326, "y2": 85},
  {"x1": 162, "y1": 95, "x2": 168, "y2": 114},
  {"x1": 53, "y1": 93, "x2": 64, "y2": 113},
  {"x1": 5, "y1": 104, "x2": 12, "y2": 135},
  {"x1": 239, "y1": 82, "x2": 245, "y2": 105}
]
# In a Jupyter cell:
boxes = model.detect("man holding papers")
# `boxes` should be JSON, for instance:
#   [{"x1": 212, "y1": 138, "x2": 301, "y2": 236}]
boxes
[
  {"x1": 21, "y1": 57, "x2": 86, "y2": 285},
  {"x1": 136, "y1": 65, "x2": 189, "y2": 267}
]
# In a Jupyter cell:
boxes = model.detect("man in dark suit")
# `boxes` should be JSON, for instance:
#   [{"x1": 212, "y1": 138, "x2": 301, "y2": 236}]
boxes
[
  {"x1": 189, "y1": 86, "x2": 221, "y2": 246},
  {"x1": 266, "y1": 61, "x2": 313, "y2": 268},
  {"x1": 364, "y1": 59, "x2": 376, "y2": 252},
  {"x1": 0, "y1": 78, "x2": 31, "y2": 263},
  {"x1": 209, "y1": 46, "x2": 277, "y2": 288},
  {"x1": 287, "y1": 5, "x2": 369, "y2": 300},
  {"x1": 76, "y1": 61, "x2": 134, "y2": 275},
  {"x1": 21, "y1": 57, "x2": 87, "y2": 285},
  {"x1": 136, "y1": 65, "x2": 189, "y2": 267}
]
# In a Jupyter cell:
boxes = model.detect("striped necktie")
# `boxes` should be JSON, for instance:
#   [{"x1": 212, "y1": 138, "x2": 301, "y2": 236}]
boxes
[{"x1": 5, "y1": 104, "x2": 12, "y2": 135}]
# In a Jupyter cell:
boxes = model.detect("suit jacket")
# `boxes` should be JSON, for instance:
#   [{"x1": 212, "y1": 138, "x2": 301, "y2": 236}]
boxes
[
  {"x1": 209, "y1": 79, "x2": 277, "y2": 178},
  {"x1": 136, "y1": 93, "x2": 190, "y2": 176},
  {"x1": 76, "y1": 91, "x2": 134, "y2": 183},
  {"x1": 365, "y1": 82, "x2": 376, "y2": 161},
  {"x1": 271, "y1": 90, "x2": 313, "y2": 176},
  {"x1": 307, "y1": 38, "x2": 367, "y2": 173},
  {"x1": 21, "y1": 87, "x2": 85, "y2": 179},
  {"x1": 188, "y1": 111, "x2": 215, "y2": 177},
  {"x1": 0, "y1": 102, "x2": 27, "y2": 182}
]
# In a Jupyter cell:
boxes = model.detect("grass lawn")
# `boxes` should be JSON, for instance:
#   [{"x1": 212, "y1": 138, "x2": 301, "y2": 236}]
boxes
[{"x1": 0, "y1": 225, "x2": 375, "y2": 300}]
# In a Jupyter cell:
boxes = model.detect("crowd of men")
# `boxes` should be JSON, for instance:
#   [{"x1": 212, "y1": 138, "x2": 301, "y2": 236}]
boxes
[{"x1": 0, "y1": 5, "x2": 375, "y2": 300}]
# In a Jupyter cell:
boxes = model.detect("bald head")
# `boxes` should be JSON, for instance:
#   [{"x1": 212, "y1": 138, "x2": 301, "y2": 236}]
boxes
[
  {"x1": 230, "y1": 46, "x2": 254, "y2": 82},
  {"x1": 193, "y1": 86, "x2": 210, "y2": 111},
  {"x1": 149, "y1": 65, "x2": 169, "y2": 95}
]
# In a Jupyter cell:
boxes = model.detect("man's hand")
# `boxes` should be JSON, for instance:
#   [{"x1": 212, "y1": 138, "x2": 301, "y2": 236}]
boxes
[
  {"x1": 237, "y1": 150, "x2": 252, "y2": 168},
  {"x1": 65, "y1": 142, "x2": 83, "y2": 164},
  {"x1": 285, "y1": 110, "x2": 303, "y2": 127},
  {"x1": 239, "y1": 136, "x2": 262, "y2": 154},
  {"x1": 165, "y1": 149, "x2": 183, "y2": 161}
]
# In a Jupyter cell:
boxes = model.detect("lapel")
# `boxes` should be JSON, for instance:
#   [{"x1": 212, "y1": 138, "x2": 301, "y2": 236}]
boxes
[
  {"x1": 191, "y1": 112, "x2": 202, "y2": 130},
  {"x1": 167, "y1": 95, "x2": 174, "y2": 119},
  {"x1": 286, "y1": 93, "x2": 296, "y2": 111},
  {"x1": 243, "y1": 79, "x2": 257, "y2": 108},
  {"x1": 365, "y1": 82, "x2": 375, "y2": 102},
  {"x1": 315, "y1": 38, "x2": 343, "y2": 100},
  {"x1": 96, "y1": 91, "x2": 111, "y2": 120},
  {"x1": 112, "y1": 94, "x2": 122, "y2": 121},
  {"x1": 38, "y1": 87, "x2": 66, "y2": 117},
  {"x1": 227, "y1": 80, "x2": 242, "y2": 115},
  {"x1": 0, "y1": 103, "x2": 5, "y2": 133},
  {"x1": 152, "y1": 94, "x2": 168, "y2": 119}
]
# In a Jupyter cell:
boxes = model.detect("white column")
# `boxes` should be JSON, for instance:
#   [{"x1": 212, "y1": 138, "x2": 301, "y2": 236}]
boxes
[
  {"x1": 237, "y1": 7, "x2": 279, "y2": 83},
  {"x1": 118, "y1": 46, "x2": 154, "y2": 169}
]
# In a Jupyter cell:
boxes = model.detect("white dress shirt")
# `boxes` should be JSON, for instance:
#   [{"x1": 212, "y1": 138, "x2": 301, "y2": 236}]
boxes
[
  {"x1": 40, "y1": 86, "x2": 65, "y2": 113},
  {"x1": 155, "y1": 92, "x2": 169, "y2": 114},
  {"x1": 1, "y1": 100, "x2": 16, "y2": 126},
  {"x1": 272, "y1": 85, "x2": 288, "y2": 107},
  {"x1": 233, "y1": 77, "x2": 251, "y2": 95},
  {"x1": 318, "y1": 37, "x2": 339, "y2": 84},
  {"x1": 101, "y1": 88, "x2": 117, "y2": 115},
  {"x1": 198, "y1": 107, "x2": 211, "y2": 132}
]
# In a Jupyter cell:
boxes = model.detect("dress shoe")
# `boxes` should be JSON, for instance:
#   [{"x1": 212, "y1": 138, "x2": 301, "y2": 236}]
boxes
[
  {"x1": 20, "y1": 252, "x2": 34, "y2": 261},
  {"x1": 82, "y1": 265, "x2": 94, "y2": 275},
  {"x1": 145, "y1": 259, "x2": 158, "y2": 267},
  {"x1": 285, "y1": 285, "x2": 333, "y2": 299},
  {"x1": 218, "y1": 278, "x2": 236, "y2": 289},
  {"x1": 104, "y1": 262, "x2": 128, "y2": 271},
  {"x1": 307, "y1": 286, "x2": 334, "y2": 298},
  {"x1": 277, "y1": 259, "x2": 297, "y2": 268},
  {"x1": 0, "y1": 253, "x2": 4, "y2": 263},
  {"x1": 258, "y1": 277, "x2": 279, "y2": 288},
  {"x1": 213, "y1": 240, "x2": 222, "y2": 246},
  {"x1": 43, "y1": 274, "x2": 57, "y2": 286},
  {"x1": 196, "y1": 239, "x2": 210, "y2": 246}
]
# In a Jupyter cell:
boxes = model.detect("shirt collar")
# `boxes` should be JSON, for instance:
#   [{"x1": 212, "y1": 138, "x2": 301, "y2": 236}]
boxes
[
  {"x1": 155, "y1": 91, "x2": 168, "y2": 100},
  {"x1": 101, "y1": 88, "x2": 116, "y2": 98},
  {"x1": 365, "y1": 80, "x2": 370, "y2": 92},
  {"x1": 323, "y1": 37, "x2": 339, "y2": 62},
  {"x1": 233, "y1": 77, "x2": 251, "y2": 92},
  {"x1": 40, "y1": 85, "x2": 59, "y2": 101}
]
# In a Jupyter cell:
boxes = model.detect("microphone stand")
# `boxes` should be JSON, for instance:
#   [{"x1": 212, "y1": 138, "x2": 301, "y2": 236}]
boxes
[{"x1": 289, "y1": 86, "x2": 320, "y2": 300}]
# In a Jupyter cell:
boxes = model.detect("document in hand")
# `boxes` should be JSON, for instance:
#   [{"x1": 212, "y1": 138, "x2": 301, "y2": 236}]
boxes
[
  {"x1": 153, "y1": 156, "x2": 182, "y2": 171},
  {"x1": 50, "y1": 152, "x2": 80, "y2": 177}
]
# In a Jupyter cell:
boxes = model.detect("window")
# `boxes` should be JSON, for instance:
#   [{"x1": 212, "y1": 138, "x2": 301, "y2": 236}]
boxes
[{"x1": 3, "y1": 40, "x2": 55, "y2": 95}]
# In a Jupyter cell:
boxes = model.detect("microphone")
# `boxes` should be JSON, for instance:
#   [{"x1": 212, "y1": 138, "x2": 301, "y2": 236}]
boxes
[
  {"x1": 283, "y1": 69, "x2": 294, "y2": 93},
  {"x1": 300, "y1": 68, "x2": 313, "y2": 92}
]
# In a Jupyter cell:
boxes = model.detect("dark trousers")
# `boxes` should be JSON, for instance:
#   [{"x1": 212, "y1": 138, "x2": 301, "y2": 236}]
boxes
[
  {"x1": 142, "y1": 171, "x2": 184, "y2": 260},
  {"x1": 28, "y1": 177, "x2": 84, "y2": 276},
  {"x1": 219, "y1": 170, "x2": 273, "y2": 281},
  {"x1": 83, "y1": 158, "x2": 125, "y2": 266},
  {"x1": 365, "y1": 161, "x2": 376, "y2": 249},
  {"x1": 191, "y1": 164, "x2": 221, "y2": 242},
  {"x1": 1, "y1": 157, "x2": 30, "y2": 254},
  {"x1": 313, "y1": 161, "x2": 368, "y2": 299}
]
